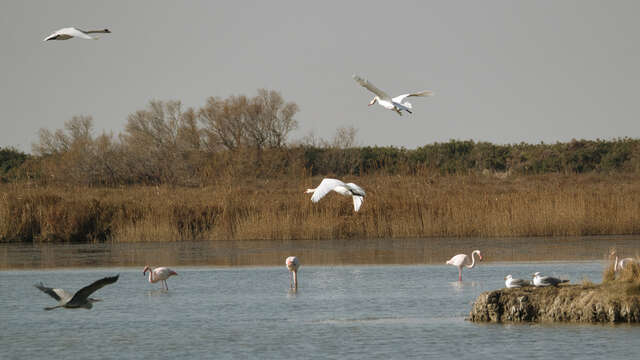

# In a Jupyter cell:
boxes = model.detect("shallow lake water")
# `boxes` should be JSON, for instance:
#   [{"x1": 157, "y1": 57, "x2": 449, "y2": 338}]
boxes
[
  {"x1": 2, "y1": 236, "x2": 640, "y2": 359},
  {"x1": 1, "y1": 262, "x2": 640, "y2": 359}
]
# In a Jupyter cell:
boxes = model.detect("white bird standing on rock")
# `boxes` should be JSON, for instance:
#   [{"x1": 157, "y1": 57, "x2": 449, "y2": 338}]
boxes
[
  {"x1": 306, "y1": 178, "x2": 366, "y2": 212},
  {"x1": 446, "y1": 250, "x2": 482, "y2": 281},
  {"x1": 504, "y1": 274, "x2": 530, "y2": 288},
  {"x1": 532, "y1": 272, "x2": 569, "y2": 287},
  {"x1": 143, "y1": 265, "x2": 178, "y2": 290},
  {"x1": 286, "y1": 256, "x2": 300, "y2": 289},
  {"x1": 43, "y1": 27, "x2": 111, "y2": 41},
  {"x1": 353, "y1": 74, "x2": 433, "y2": 116}
]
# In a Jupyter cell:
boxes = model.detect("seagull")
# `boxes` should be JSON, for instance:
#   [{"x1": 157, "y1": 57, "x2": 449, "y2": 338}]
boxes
[
  {"x1": 353, "y1": 74, "x2": 433, "y2": 116},
  {"x1": 446, "y1": 250, "x2": 482, "y2": 281},
  {"x1": 305, "y1": 178, "x2": 366, "y2": 212},
  {"x1": 34, "y1": 275, "x2": 119, "y2": 310},
  {"x1": 532, "y1": 272, "x2": 569, "y2": 287},
  {"x1": 505, "y1": 274, "x2": 530, "y2": 288},
  {"x1": 286, "y1": 256, "x2": 300, "y2": 289},
  {"x1": 43, "y1": 27, "x2": 111, "y2": 41},
  {"x1": 143, "y1": 266, "x2": 178, "y2": 290}
]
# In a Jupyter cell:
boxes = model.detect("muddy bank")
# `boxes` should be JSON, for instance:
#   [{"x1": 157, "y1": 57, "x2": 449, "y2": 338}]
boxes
[{"x1": 469, "y1": 284, "x2": 640, "y2": 323}]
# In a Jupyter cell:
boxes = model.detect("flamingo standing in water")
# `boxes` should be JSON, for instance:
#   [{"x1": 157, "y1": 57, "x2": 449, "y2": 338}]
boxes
[
  {"x1": 446, "y1": 250, "x2": 482, "y2": 281},
  {"x1": 143, "y1": 266, "x2": 178, "y2": 290},
  {"x1": 286, "y1": 256, "x2": 300, "y2": 289},
  {"x1": 609, "y1": 250, "x2": 635, "y2": 273}
]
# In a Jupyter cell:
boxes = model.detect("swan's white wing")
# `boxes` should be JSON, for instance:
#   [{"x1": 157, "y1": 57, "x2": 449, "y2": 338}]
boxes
[
  {"x1": 310, "y1": 178, "x2": 344, "y2": 203},
  {"x1": 352, "y1": 195, "x2": 364, "y2": 212},
  {"x1": 67, "y1": 27, "x2": 96, "y2": 40},
  {"x1": 392, "y1": 91, "x2": 434, "y2": 103},
  {"x1": 345, "y1": 183, "x2": 365, "y2": 197},
  {"x1": 353, "y1": 75, "x2": 391, "y2": 100},
  {"x1": 43, "y1": 30, "x2": 62, "y2": 41}
]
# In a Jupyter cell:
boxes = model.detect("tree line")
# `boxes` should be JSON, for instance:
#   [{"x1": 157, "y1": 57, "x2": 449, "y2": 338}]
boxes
[{"x1": 1, "y1": 89, "x2": 640, "y2": 185}]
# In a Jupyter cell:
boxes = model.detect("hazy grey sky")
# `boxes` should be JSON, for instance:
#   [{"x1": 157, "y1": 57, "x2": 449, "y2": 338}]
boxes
[{"x1": 1, "y1": 1, "x2": 639, "y2": 152}]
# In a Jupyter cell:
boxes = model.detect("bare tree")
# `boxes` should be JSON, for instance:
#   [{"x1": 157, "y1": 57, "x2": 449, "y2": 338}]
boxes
[
  {"x1": 247, "y1": 89, "x2": 298, "y2": 149},
  {"x1": 199, "y1": 95, "x2": 249, "y2": 152},
  {"x1": 332, "y1": 126, "x2": 358, "y2": 149},
  {"x1": 122, "y1": 100, "x2": 196, "y2": 184}
]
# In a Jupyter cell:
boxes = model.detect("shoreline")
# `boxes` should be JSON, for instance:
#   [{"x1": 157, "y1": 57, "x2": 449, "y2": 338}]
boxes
[{"x1": 2, "y1": 235, "x2": 639, "y2": 270}]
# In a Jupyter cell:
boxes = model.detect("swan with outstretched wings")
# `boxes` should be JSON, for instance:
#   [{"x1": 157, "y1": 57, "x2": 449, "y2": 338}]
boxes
[{"x1": 353, "y1": 74, "x2": 433, "y2": 116}]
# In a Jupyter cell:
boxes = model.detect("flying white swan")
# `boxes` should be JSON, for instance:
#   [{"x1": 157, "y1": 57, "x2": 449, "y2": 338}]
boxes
[
  {"x1": 43, "y1": 27, "x2": 111, "y2": 41},
  {"x1": 286, "y1": 256, "x2": 300, "y2": 289},
  {"x1": 353, "y1": 74, "x2": 433, "y2": 116},
  {"x1": 34, "y1": 275, "x2": 119, "y2": 310},
  {"x1": 532, "y1": 272, "x2": 569, "y2": 287},
  {"x1": 446, "y1": 250, "x2": 482, "y2": 281},
  {"x1": 504, "y1": 274, "x2": 530, "y2": 288},
  {"x1": 305, "y1": 178, "x2": 366, "y2": 212}
]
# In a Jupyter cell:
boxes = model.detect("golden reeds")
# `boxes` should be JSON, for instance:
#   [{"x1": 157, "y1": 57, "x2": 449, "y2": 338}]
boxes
[{"x1": 2, "y1": 172, "x2": 640, "y2": 243}]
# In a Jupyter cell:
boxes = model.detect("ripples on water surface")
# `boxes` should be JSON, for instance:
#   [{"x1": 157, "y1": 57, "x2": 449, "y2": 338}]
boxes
[
  {"x1": 1, "y1": 237, "x2": 640, "y2": 359},
  {"x1": 1, "y1": 263, "x2": 640, "y2": 359}
]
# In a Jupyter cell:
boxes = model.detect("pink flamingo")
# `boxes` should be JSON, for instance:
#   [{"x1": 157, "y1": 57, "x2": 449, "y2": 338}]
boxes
[
  {"x1": 610, "y1": 250, "x2": 635, "y2": 273},
  {"x1": 143, "y1": 265, "x2": 178, "y2": 290},
  {"x1": 286, "y1": 256, "x2": 300, "y2": 289},
  {"x1": 446, "y1": 250, "x2": 483, "y2": 281}
]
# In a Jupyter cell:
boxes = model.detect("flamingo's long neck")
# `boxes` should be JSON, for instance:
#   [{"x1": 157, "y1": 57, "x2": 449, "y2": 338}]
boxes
[
  {"x1": 147, "y1": 268, "x2": 155, "y2": 283},
  {"x1": 466, "y1": 252, "x2": 477, "y2": 269},
  {"x1": 614, "y1": 256, "x2": 619, "y2": 272}
]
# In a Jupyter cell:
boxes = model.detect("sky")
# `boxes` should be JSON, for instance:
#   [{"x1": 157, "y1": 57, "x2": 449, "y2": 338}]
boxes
[{"x1": 1, "y1": 0, "x2": 639, "y2": 152}]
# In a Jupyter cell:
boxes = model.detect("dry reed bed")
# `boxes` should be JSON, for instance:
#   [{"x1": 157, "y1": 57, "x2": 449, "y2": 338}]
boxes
[{"x1": 1, "y1": 173, "x2": 640, "y2": 242}]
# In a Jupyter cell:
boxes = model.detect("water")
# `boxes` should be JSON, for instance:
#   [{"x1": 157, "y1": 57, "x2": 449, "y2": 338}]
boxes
[
  {"x1": 2, "y1": 235, "x2": 640, "y2": 269},
  {"x1": 2, "y1": 262, "x2": 639, "y2": 359}
]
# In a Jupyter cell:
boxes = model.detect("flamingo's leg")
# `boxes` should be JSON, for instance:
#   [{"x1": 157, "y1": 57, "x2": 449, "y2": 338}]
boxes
[{"x1": 458, "y1": 268, "x2": 462, "y2": 282}]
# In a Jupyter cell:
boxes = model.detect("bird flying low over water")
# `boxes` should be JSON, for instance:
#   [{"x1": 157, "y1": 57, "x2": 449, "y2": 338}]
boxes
[
  {"x1": 43, "y1": 27, "x2": 111, "y2": 41},
  {"x1": 353, "y1": 74, "x2": 433, "y2": 116},
  {"x1": 34, "y1": 275, "x2": 119, "y2": 310},
  {"x1": 504, "y1": 274, "x2": 530, "y2": 288},
  {"x1": 306, "y1": 178, "x2": 366, "y2": 212},
  {"x1": 532, "y1": 272, "x2": 569, "y2": 287}
]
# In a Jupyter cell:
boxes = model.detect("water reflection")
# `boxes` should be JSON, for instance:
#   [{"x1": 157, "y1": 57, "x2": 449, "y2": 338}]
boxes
[
  {"x1": 1, "y1": 235, "x2": 639, "y2": 269},
  {"x1": 287, "y1": 288, "x2": 298, "y2": 298},
  {"x1": 448, "y1": 281, "x2": 480, "y2": 293}
]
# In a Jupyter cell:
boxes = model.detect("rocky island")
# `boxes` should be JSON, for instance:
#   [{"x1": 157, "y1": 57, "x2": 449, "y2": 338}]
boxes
[{"x1": 469, "y1": 265, "x2": 640, "y2": 323}]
